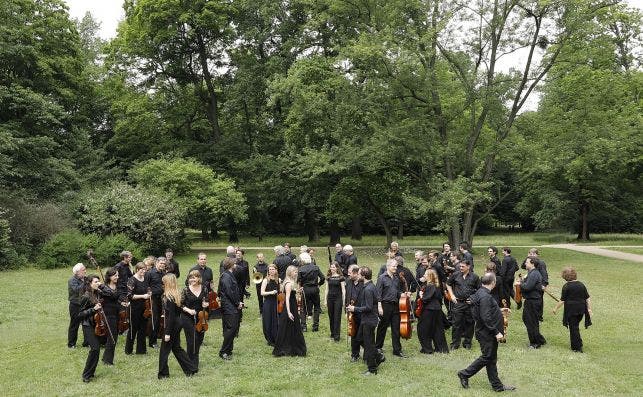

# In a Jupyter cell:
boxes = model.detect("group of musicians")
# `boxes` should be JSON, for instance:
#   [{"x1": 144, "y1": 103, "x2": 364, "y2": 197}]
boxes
[{"x1": 67, "y1": 242, "x2": 592, "y2": 391}]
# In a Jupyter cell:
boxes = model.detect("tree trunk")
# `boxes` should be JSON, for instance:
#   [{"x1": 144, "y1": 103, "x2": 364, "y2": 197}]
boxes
[
  {"x1": 305, "y1": 208, "x2": 320, "y2": 243},
  {"x1": 397, "y1": 219, "x2": 404, "y2": 240},
  {"x1": 578, "y1": 202, "x2": 590, "y2": 240},
  {"x1": 196, "y1": 32, "x2": 221, "y2": 141},
  {"x1": 227, "y1": 220, "x2": 238, "y2": 243},
  {"x1": 210, "y1": 225, "x2": 219, "y2": 240},
  {"x1": 201, "y1": 226, "x2": 209, "y2": 241},
  {"x1": 329, "y1": 220, "x2": 341, "y2": 245},
  {"x1": 351, "y1": 216, "x2": 362, "y2": 240}
]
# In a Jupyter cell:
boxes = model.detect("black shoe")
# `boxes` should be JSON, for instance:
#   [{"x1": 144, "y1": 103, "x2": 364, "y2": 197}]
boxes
[
  {"x1": 450, "y1": 344, "x2": 460, "y2": 350},
  {"x1": 350, "y1": 356, "x2": 359, "y2": 363},
  {"x1": 312, "y1": 327, "x2": 319, "y2": 332},
  {"x1": 158, "y1": 374, "x2": 169, "y2": 379},
  {"x1": 528, "y1": 344, "x2": 541, "y2": 349},
  {"x1": 457, "y1": 371, "x2": 469, "y2": 389},
  {"x1": 219, "y1": 353, "x2": 232, "y2": 360},
  {"x1": 377, "y1": 354, "x2": 386, "y2": 364},
  {"x1": 68, "y1": 345, "x2": 76, "y2": 350},
  {"x1": 82, "y1": 377, "x2": 91, "y2": 383},
  {"x1": 572, "y1": 348, "x2": 583, "y2": 353},
  {"x1": 102, "y1": 361, "x2": 113, "y2": 366},
  {"x1": 393, "y1": 352, "x2": 407, "y2": 358},
  {"x1": 495, "y1": 385, "x2": 516, "y2": 392},
  {"x1": 363, "y1": 370, "x2": 377, "y2": 376}
]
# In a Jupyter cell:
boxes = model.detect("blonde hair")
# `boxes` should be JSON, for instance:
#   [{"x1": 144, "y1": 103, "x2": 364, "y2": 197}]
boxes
[
  {"x1": 424, "y1": 268, "x2": 440, "y2": 288},
  {"x1": 188, "y1": 269, "x2": 202, "y2": 285},
  {"x1": 162, "y1": 274, "x2": 182, "y2": 305},
  {"x1": 281, "y1": 265, "x2": 298, "y2": 291}
]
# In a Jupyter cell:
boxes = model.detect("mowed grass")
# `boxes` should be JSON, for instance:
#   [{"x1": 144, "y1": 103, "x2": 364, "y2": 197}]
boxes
[
  {"x1": 1, "y1": 247, "x2": 642, "y2": 397},
  {"x1": 189, "y1": 232, "x2": 643, "y2": 249}
]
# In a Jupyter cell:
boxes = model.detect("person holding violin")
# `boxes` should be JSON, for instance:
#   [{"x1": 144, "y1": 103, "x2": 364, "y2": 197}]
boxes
[
  {"x1": 260, "y1": 263, "x2": 280, "y2": 346},
  {"x1": 98, "y1": 267, "x2": 125, "y2": 366},
  {"x1": 457, "y1": 272, "x2": 515, "y2": 392},
  {"x1": 375, "y1": 258, "x2": 408, "y2": 358},
  {"x1": 218, "y1": 257, "x2": 244, "y2": 360},
  {"x1": 324, "y1": 261, "x2": 345, "y2": 342},
  {"x1": 78, "y1": 274, "x2": 103, "y2": 382},
  {"x1": 181, "y1": 269, "x2": 209, "y2": 371},
  {"x1": 273, "y1": 265, "x2": 307, "y2": 357},
  {"x1": 125, "y1": 262, "x2": 150, "y2": 355},
  {"x1": 417, "y1": 268, "x2": 449, "y2": 354},
  {"x1": 158, "y1": 274, "x2": 197, "y2": 379},
  {"x1": 347, "y1": 266, "x2": 382, "y2": 375},
  {"x1": 345, "y1": 264, "x2": 364, "y2": 362},
  {"x1": 145, "y1": 257, "x2": 167, "y2": 348}
]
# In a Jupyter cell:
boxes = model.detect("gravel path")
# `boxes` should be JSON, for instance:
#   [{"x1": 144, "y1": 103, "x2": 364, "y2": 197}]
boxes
[{"x1": 543, "y1": 244, "x2": 643, "y2": 263}]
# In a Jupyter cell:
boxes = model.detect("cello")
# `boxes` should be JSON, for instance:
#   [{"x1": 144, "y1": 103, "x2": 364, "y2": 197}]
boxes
[
  {"x1": 208, "y1": 281, "x2": 220, "y2": 311},
  {"x1": 398, "y1": 272, "x2": 413, "y2": 340}
]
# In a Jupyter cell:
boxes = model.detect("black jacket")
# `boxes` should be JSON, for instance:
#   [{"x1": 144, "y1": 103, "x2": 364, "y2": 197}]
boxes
[
  {"x1": 145, "y1": 267, "x2": 165, "y2": 297},
  {"x1": 353, "y1": 282, "x2": 378, "y2": 326},
  {"x1": 470, "y1": 287, "x2": 503, "y2": 341},
  {"x1": 218, "y1": 271, "x2": 241, "y2": 315},
  {"x1": 298, "y1": 264, "x2": 325, "y2": 288}
]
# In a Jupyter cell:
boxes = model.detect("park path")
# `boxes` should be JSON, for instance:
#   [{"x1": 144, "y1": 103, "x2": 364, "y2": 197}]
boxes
[{"x1": 543, "y1": 244, "x2": 643, "y2": 263}]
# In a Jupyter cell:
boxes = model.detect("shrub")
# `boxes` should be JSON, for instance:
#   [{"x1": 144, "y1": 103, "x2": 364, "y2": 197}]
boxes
[
  {"x1": 92, "y1": 234, "x2": 143, "y2": 268},
  {"x1": 0, "y1": 216, "x2": 24, "y2": 270},
  {"x1": 36, "y1": 230, "x2": 99, "y2": 269}
]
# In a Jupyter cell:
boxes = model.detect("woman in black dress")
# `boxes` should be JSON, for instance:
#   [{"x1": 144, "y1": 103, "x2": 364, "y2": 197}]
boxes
[
  {"x1": 260, "y1": 264, "x2": 280, "y2": 346},
  {"x1": 553, "y1": 267, "x2": 592, "y2": 352},
  {"x1": 272, "y1": 265, "x2": 307, "y2": 357},
  {"x1": 100, "y1": 268, "x2": 121, "y2": 365},
  {"x1": 78, "y1": 275, "x2": 103, "y2": 382},
  {"x1": 125, "y1": 262, "x2": 150, "y2": 355},
  {"x1": 181, "y1": 269, "x2": 209, "y2": 371},
  {"x1": 417, "y1": 269, "x2": 449, "y2": 354},
  {"x1": 324, "y1": 261, "x2": 345, "y2": 342},
  {"x1": 158, "y1": 274, "x2": 197, "y2": 379}
]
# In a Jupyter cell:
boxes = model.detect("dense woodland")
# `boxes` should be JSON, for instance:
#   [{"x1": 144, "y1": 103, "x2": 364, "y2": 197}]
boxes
[{"x1": 0, "y1": 0, "x2": 641, "y2": 269}]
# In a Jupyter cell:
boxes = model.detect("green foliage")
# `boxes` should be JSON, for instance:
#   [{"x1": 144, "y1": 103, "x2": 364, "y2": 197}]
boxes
[
  {"x1": 92, "y1": 233, "x2": 144, "y2": 267},
  {"x1": 0, "y1": 215, "x2": 23, "y2": 270},
  {"x1": 36, "y1": 230, "x2": 99, "y2": 269},
  {"x1": 75, "y1": 182, "x2": 187, "y2": 254}
]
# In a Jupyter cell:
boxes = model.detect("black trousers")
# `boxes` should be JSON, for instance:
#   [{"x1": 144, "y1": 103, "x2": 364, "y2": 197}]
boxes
[
  {"x1": 451, "y1": 301, "x2": 474, "y2": 348},
  {"x1": 360, "y1": 323, "x2": 379, "y2": 373},
  {"x1": 182, "y1": 314, "x2": 205, "y2": 369},
  {"x1": 327, "y1": 294, "x2": 343, "y2": 340},
  {"x1": 567, "y1": 313, "x2": 583, "y2": 351},
  {"x1": 375, "y1": 302, "x2": 402, "y2": 354},
  {"x1": 417, "y1": 309, "x2": 449, "y2": 353},
  {"x1": 256, "y1": 283, "x2": 264, "y2": 314},
  {"x1": 158, "y1": 329, "x2": 196, "y2": 378},
  {"x1": 101, "y1": 315, "x2": 118, "y2": 364},
  {"x1": 460, "y1": 337, "x2": 503, "y2": 390},
  {"x1": 68, "y1": 302, "x2": 87, "y2": 347},
  {"x1": 149, "y1": 296, "x2": 162, "y2": 347},
  {"x1": 81, "y1": 325, "x2": 100, "y2": 380},
  {"x1": 302, "y1": 287, "x2": 321, "y2": 330},
  {"x1": 125, "y1": 306, "x2": 147, "y2": 354},
  {"x1": 220, "y1": 312, "x2": 240, "y2": 355},
  {"x1": 351, "y1": 319, "x2": 363, "y2": 358},
  {"x1": 523, "y1": 299, "x2": 546, "y2": 346}
]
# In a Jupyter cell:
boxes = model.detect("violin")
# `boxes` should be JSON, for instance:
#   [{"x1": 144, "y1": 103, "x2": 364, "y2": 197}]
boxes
[
  {"x1": 144, "y1": 287, "x2": 152, "y2": 319},
  {"x1": 277, "y1": 291, "x2": 285, "y2": 314},
  {"x1": 514, "y1": 273, "x2": 523, "y2": 304},
  {"x1": 208, "y1": 282, "x2": 220, "y2": 311},
  {"x1": 195, "y1": 297, "x2": 209, "y2": 333},
  {"x1": 118, "y1": 308, "x2": 129, "y2": 334},
  {"x1": 443, "y1": 288, "x2": 454, "y2": 304},
  {"x1": 398, "y1": 272, "x2": 413, "y2": 340},
  {"x1": 91, "y1": 295, "x2": 115, "y2": 345},
  {"x1": 415, "y1": 286, "x2": 425, "y2": 317},
  {"x1": 347, "y1": 299, "x2": 356, "y2": 337}
]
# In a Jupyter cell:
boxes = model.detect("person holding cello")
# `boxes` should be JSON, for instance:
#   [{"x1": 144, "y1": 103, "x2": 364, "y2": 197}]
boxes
[
  {"x1": 181, "y1": 269, "x2": 209, "y2": 371},
  {"x1": 260, "y1": 263, "x2": 280, "y2": 346},
  {"x1": 125, "y1": 262, "x2": 150, "y2": 355},
  {"x1": 375, "y1": 258, "x2": 409, "y2": 358},
  {"x1": 417, "y1": 268, "x2": 449, "y2": 354},
  {"x1": 78, "y1": 274, "x2": 103, "y2": 382},
  {"x1": 158, "y1": 274, "x2": 197, "y2": 379},
  {"x1": 324, "y1": 261, "x2": 345, "y2": 342}
]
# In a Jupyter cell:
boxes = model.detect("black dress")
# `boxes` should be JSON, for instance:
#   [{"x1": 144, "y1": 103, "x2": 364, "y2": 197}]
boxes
[
  {"x1": 99, "y1": 284, "x2": 120, "y2": 365},
  {"x1": 262, "y1": 279, "x2": 279, "y2": 346},
  {"x1": 326, "y1": 275, "x2": 344, "y2": 341},
  {"x1": 272, "y1": 282, "x2": 307, "y2": 357},
  {"x1": 561, "y1": 280, "x2": 591, "y2": 351}
]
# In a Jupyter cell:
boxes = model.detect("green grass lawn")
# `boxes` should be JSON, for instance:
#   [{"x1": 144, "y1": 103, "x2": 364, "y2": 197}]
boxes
[
  {"x1": 188, "y1": 231, "x2": 643, "y2": 249},
  {"x1": 1, "y1": 248, "x2": 641, "y2": 396}
]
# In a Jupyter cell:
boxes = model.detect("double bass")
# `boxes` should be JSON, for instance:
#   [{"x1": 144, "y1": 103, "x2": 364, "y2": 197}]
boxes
[{"x1": 398, "y1": 273, "x2": 413, "y2": 340}]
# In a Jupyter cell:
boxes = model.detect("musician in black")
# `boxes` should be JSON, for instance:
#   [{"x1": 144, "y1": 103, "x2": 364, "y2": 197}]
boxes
[
  {"x1": 298, "y1": 252, "x2": 325, "y2": 332},
  {"x1": 521, "y1": 248, "x2": 549, "y2": 321},
  {"x1": 233, "y1": 249, "x2": 250, "y2": 324},
  {"x1": 219, "y1": 246, "x2": 237, "y2": 274},
  {"x1": 446, "y1": 261, "x2": 480, "y2": 350},
  {"x1": 186, "y1": 253, "x2": 214, "y2": 288},
  {"x1": 345, "y1": 264, "x2": 364, "y2": 362},
  {"x1": 165, "y1": 248, "x2": 180, "y2": 279},
  {"x1": 518, "y1": 257, "x2": 546, "y2": 348},
  {"x1": 499, "y1": 247, "x2": 518, "y2": 308},
  {"x1": 99, "y1": 267, "x2": 121, "y2": 366},
  {"x1": 347, "y1": 266, "x2": 383, "y2": 376},
  {"x1": 342, "y1": 245, "x2": 358, "y2": 277},
  {"x1": 458, "y1": 273, "x2": 515, "y2": 392},
  {"x1": 552, "y1": 267, "x2": 593, "y2": 352},
  {"x1": 284, "y1": 243, "x2": 297, "y2": 263},
  {"x1": 114, "y1": 251, "x2": 133, "y2": 300},
  {"x1": 125, "y1": 262, "x2": 150, "y2": 355},
  {"x1": 254, "y1": 253, "x2": 269, "y2": 315},
  {"x1": 375, "y1": 259, "x2": 408, "y2": 358},
  {"x1": 181, "y1": 270, "x2": 209, "y2": 371},
  {"x1": 459, "y1": 242, "x2": 474, "y2": 271},
  {"x1": 218, "y1": 257, "x2": 243, "y2": 360},
  {"x1": 334, "y1": 243, "x2": 346, "y2": 275},
  {"x1": 273, "y1": 245, "x2": 291, "y2": 280},
  {"x1": 325, "y1": 261, "x2": 345, "y2": 342},
  {"x1": 68, "y1": 263, "x2": 88, "y2": 348},
  {"x1": 417, "y1": 269, "x2": 449, "y2": 354},
  {"x1": 145, "y1": 257, "x2": 166, "y2": 348},
  {"x1": 78, "y1": 275, "x2": 102, "y2": 382}
]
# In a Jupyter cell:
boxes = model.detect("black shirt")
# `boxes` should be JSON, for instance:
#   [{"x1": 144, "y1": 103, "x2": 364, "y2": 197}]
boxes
[
  {"x1": 420, "y1": 284, "x2": 443, "y2": 311},
  {"x1": 273, "y1": 254, "x2": 291, "y2": 280},
  {"x1": 181, "y1": 285, "x2": 208, "y2": 318},
  {"x1": 218, "y1": 271, "x2": 240, "y2": 315},
  {"x1": 114, "y1": 261, "x2": 133, "y2": 300},
  {"x1": 520, "y1": 268, "x2": 542, "y2": 300},
  {"x1": 521, "y1": 257, "x2": 548, "y2": 286},
  {"x1": 233, "y1": 259, "x2": 250, "y2": 289},
  {"x1": 298, "y1": 264, "x2": 325, "y2": 288},
  {"x1": 376, "y1": 272, "x2": 402, "y2": 303},
  {"x1": 186, "y1": 265, "x2": 214, "y2": 289},
  {"x1": 128, "y1": 276, "x2": 148, "y2": 311},
  {"x1": 146, "y1": 267, "x2": 165, "y2": 297},
  {"x1": 345, "y1": 280, "x2": 363, "y2": 306},
  {"x1": 447, "y1": 271, "x2": 481, "y2": 300},
  {"x1": 353, "y1": 282, "x2": 379, "y2": 326},
  {"x1": 499, "y1": 255, "x2": 518, "y2": 285},
  {"x1": 255, "y1": 262, "x2": 268, "y2": 277},
  {"x1": 326, "y1": 275, "x2": 344, "y2": 298},
  {"x1": 470, "y1": 287, "x2": 503, "y2": 340},
  {"x1": 68, "y1": 275, "x2": 85, "y2": 304},
  {"x1": 99, "y1": 284, "x2": 120, "y2": 317},
  {"x1": 166, "y1": 258, "x2": 180, "y2": 279}
]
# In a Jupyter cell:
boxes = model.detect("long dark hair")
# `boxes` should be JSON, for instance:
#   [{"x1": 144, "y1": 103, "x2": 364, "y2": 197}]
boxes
[{"x1": 105, "y1": 267, "x2": 117, "y2": 285}]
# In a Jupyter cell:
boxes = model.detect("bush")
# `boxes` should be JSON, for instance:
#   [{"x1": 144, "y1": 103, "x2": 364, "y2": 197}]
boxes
[
  {"x1": 92, "y1": 234, "x2": 143, "y2": 268},
  {"x1": 75, "y1": 182, "x2": 187, "y2": 253},
  {"x1": 0, "y1": 216, "x2": 24, "y2": 270},
  {"x1": 36, "y1": 230, "x2": 99, "y2": 269}
]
